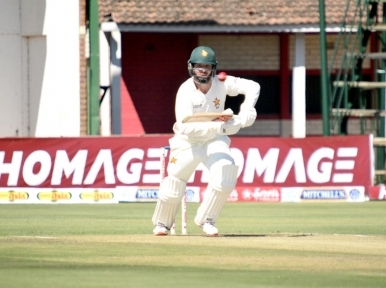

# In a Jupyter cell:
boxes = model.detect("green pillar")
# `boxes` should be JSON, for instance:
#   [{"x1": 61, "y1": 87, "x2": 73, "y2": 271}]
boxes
[
  {"x1": 88, "y1": 0, "x2": 100, "y2": 135},
  {"x1": 377, "y1": 3, "x2": 386, "y2": 183},
  {"x1": 319, "y1": 0, "x2": 330, "y2": 136}
]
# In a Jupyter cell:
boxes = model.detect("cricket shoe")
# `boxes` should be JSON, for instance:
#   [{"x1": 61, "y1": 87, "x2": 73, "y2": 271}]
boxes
[
  {"x1": 153, "y1": 225, "x2": 169, "y2": 236},
  {"x1": 201, "y1": 222, "x2": 218, "y2": 237}
]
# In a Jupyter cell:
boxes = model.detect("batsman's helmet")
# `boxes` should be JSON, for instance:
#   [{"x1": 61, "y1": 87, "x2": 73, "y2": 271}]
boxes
[{"x1": 187, "y1": 46, "x2": 217, "y2": 84}]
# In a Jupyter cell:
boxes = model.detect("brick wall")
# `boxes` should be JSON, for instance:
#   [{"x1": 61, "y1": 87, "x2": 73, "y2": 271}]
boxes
[
  {"x1": 200, "y1": 35, "x2": 280, "y2": 70},
  {"x1": 237, "y1": 118, "x2": 364, "y2": 137},
  {"x1": 201, "y1": 33, "x2": 370, "y2": 72},
  {"x1": 199, "y1": 34, "x2": 370, "y2": 136},
  {"x1": 289, "y1": 34, "x2": 370, "y2": 69}
]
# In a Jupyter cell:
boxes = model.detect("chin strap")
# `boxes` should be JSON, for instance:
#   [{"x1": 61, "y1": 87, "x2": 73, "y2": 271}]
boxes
[{"x1": 193, "y1": 76, "x2": 211, "y2": 84}]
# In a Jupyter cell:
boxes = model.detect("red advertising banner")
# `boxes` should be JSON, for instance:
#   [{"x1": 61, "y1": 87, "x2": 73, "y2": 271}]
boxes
[
  {"x1": 0, "y1": 135, "x2": 372, "y2": 189},
  {"x1": 224, "y1": 186, "x2": 281, "y2": 203},
  {"x1": 368, "y1": 185, "x2": 386, "y2": 200},
  {"x1": 229, "y1": 135, "x2": 373, "y2": 188}
]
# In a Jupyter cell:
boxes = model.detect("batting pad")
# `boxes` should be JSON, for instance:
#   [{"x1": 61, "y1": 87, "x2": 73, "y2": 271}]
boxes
[
  {"x1": 152, "y1": 176, "x2": 186, "y2": 228},
  {"x1": 152, "y1": 200, "x2": 181, "y2": 229},
  {"x1": 194, "y1": 165, "x2": 239, "y2": 226},
  {"x1": 158, "y1": 176, "x2": 187, "y2": 202},
  {"x1": 208, "y1": 164, "x2": 239, "y2": 193}
]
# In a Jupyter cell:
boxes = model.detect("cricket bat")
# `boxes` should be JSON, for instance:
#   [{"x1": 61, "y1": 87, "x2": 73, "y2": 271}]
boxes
[{"x1": 182, "y1": 109, "x2": 234, "y2": 123}]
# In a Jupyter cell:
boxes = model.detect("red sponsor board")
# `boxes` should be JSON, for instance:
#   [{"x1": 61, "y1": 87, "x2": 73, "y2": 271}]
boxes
[
  {"x1": 368, "y1": 186, "x2": 386, "y2": 200},
  {"x1": 0, "y1": 135, "x2": 372, "y2": 189},
  {"x1": 226, "y1": 186, "x2": 281, "y2": 202}
]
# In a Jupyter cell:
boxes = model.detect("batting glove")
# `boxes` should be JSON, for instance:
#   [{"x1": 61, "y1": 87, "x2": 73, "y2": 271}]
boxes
[
  {"x1": 218, "y1": 117, "x2": 242, "y2": 135},
  {"x1": 238, "y1": 107, "x2": 257, "y2": 128}
]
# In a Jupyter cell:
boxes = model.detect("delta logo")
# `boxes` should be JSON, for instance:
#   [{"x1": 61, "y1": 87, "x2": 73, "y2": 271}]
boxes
[
  {"x1": 0, "y1": 191, "x2": 29, "y2": 201},
  {"x1": 79, "y1": 191, "x2": 114, "y2": 201},
  {"x1": 38, "y1": 191, "x2": 71, "y2": 201}
]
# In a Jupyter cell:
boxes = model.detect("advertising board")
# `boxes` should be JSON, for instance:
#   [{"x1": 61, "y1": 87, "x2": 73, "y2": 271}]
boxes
[{"x1": 0, "y1": 135, "x2": 372, "y2": 203}]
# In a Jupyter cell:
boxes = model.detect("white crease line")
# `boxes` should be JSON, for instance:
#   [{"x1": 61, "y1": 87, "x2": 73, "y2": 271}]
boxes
[
  {"x1": 10, "y1": 236, "x2": 57, "y2": 239},
  {"x1": 333, "y1": 234, "x2": 369, "y2": 237}
]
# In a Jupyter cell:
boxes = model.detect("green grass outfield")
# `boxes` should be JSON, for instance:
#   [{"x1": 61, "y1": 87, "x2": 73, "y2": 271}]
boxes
[{"x1": 1, "y1": 202, "x2": 385, "y2": 288}]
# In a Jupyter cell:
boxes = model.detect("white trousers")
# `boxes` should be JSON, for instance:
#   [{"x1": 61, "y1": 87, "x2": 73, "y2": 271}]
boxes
[
  {"x1": 167, "y1": 135, "x2": 235, "y2": 181},
  {"x1": 152, "y1": 135, "x2": 238, "y2": 228}
]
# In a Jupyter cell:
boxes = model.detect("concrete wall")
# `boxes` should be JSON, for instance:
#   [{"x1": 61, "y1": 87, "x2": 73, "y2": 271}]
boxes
[
  {"x1": 0, "y1": 1, "x2": 25, "y2": 136},
  {"x1": 0, "y1": 0, "x2": 80, "y2": 137}
]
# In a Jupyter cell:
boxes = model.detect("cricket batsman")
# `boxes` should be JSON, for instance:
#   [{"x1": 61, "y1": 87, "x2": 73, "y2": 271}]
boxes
[{"x1": 152, "y1": 46, "x2": 260, "y2": 236}]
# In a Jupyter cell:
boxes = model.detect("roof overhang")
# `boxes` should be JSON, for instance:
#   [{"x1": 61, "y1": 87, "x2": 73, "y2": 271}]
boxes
[{"x1": 101, "y1": 23, "x2": 345, "y2": 33}]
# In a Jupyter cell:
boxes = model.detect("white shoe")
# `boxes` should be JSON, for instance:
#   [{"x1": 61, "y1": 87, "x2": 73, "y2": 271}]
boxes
[
  {"x1": 153, "y1": 225, "x2": 169, "y2": 236},
  {"x1": 201, "y1": 222, "x2": 218, "y2": 236}
]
